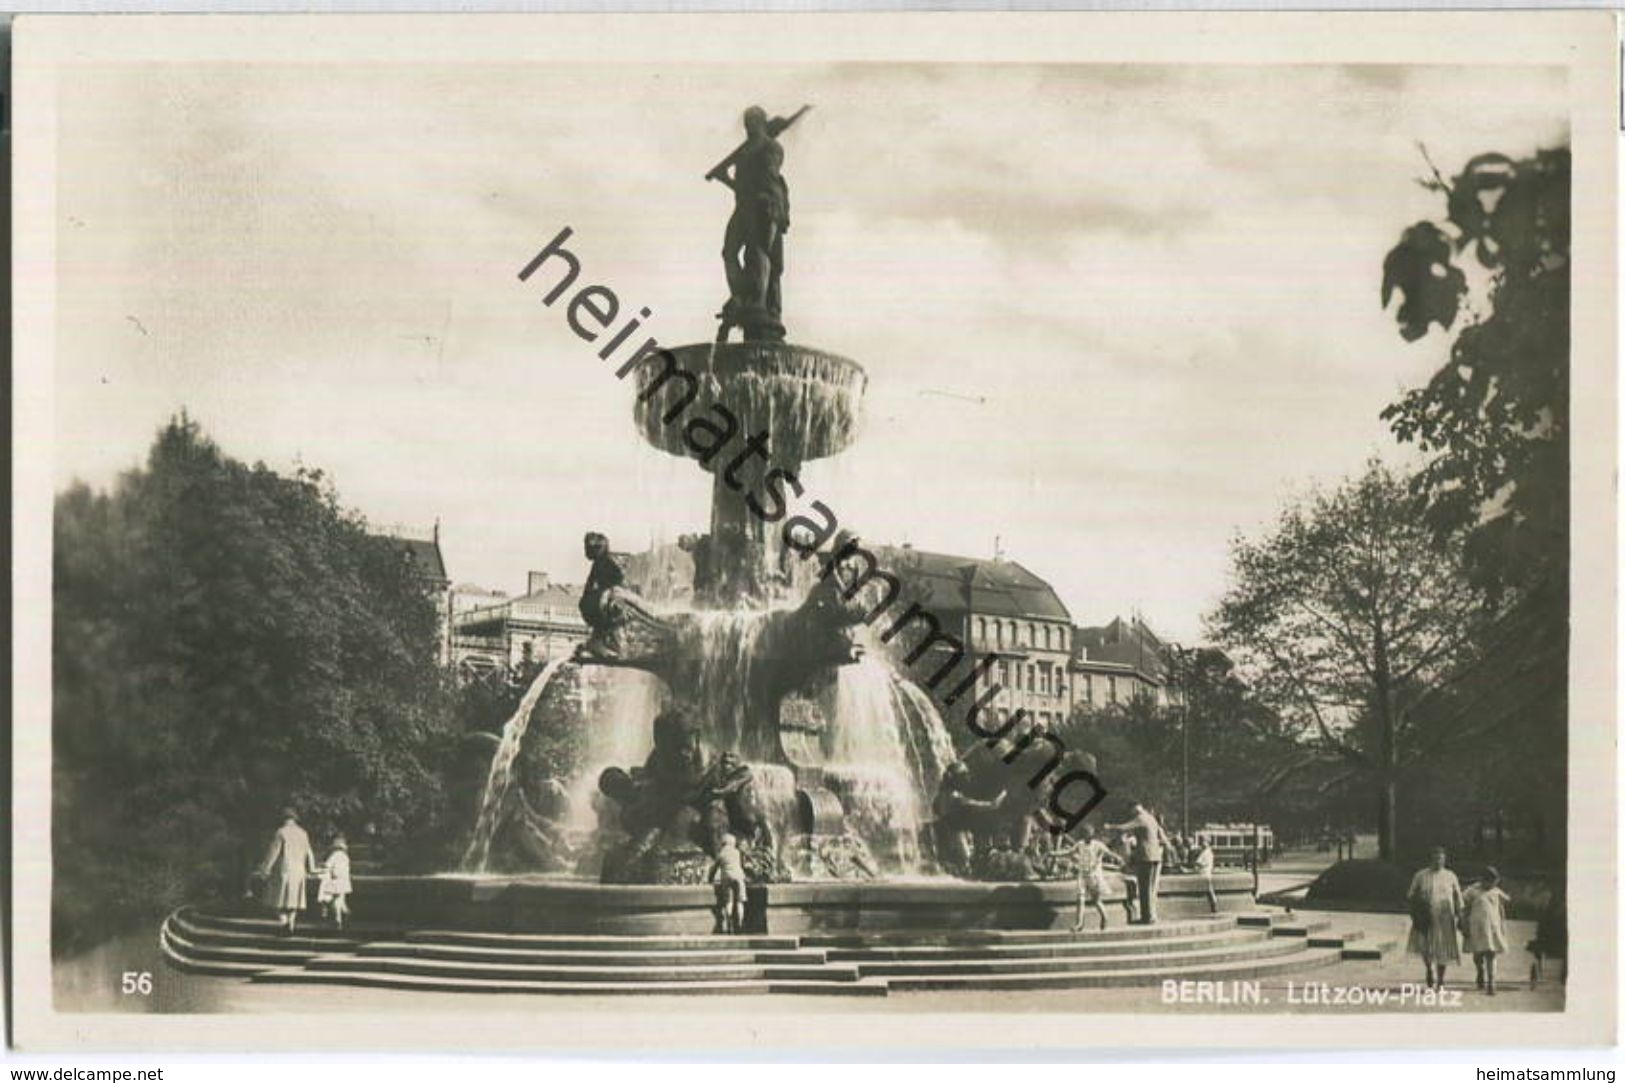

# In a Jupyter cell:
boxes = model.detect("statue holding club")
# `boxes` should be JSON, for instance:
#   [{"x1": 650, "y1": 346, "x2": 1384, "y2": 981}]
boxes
[{"x1": 707, "y1": 104, "x2": 810, "y2": 343}]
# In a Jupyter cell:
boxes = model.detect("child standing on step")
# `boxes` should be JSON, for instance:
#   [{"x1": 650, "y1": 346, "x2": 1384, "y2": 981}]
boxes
[
  {"x1": 1461, "y1": 866, "x2": 1511, "y2": 995},
  {"x1": 709, "y1": 833, "x2": 748, "y2": 935},
  {"x1": 318, "y1": 834, "x2": 353, "y2": 930}
]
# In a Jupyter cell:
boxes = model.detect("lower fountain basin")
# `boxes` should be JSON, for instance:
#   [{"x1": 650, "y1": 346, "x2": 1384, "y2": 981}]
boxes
[{"x1": 352, "y1": 872, "x2": 1256, "y2": 936}]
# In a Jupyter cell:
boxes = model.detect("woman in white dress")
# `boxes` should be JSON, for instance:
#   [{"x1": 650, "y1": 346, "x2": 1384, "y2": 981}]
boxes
[{"x1": 1406, "y1": 846, "x2": 1464, "y2": 989}]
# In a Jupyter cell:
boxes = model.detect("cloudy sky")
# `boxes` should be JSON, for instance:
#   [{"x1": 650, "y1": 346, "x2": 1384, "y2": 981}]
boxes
[{"x1": 53, "y1": 62, "x2": 1567, "y2": 642}]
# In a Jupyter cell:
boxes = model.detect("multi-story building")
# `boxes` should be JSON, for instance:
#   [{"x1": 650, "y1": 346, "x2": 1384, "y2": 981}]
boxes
[
  {"x1": 876, "y1": 546, "x2": 1076, "y2": 734},
  {"x1": 1069, "y1": 616, "x2": 1175, "y2": 711}
]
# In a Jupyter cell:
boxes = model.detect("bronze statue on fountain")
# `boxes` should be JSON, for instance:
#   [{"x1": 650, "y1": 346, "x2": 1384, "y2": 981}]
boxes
[
  {"x1": 709, "y1": 104, "x2": 809, "y2": 345},
  {"x1": 930, "y1": 726, "x2": 1103, "y2": 882},
  {"x1": 574, "y1": 532, "x2": 672, "y2": 664},
  {"x1": 596, "y1": 705, "x2": 788, "y2": 885}
]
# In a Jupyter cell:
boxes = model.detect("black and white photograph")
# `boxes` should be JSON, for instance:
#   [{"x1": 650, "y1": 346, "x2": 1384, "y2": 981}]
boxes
[{"x1": 9, "y1": 11, "x2": 1618, "y2": 1054}]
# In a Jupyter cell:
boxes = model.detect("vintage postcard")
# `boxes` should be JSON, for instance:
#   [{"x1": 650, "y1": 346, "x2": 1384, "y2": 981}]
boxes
[{"x1": 9, "y1": 11, "x2": 1619, "y2": 1053}]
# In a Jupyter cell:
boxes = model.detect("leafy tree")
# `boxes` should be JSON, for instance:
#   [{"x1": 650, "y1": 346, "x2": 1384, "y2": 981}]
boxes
[
  {"x1": 1378, "y1": 145, "x2": 1570, "y2": 870},
  {"x1": 1207, "y1": 462, "x2": 1493, "y2": 861},
  {"x1": 53, "y1": 416, "x2": 458, "y2": 955}
]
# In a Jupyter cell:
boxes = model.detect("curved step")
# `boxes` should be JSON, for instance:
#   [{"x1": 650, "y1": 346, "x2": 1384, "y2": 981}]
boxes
[
  {"x1": 357, "y1": 941, "x2": 832, "y2": 967},
  {"x1": 883, "y1": 947, "x2": 1347, "y2": 991},
  {"x1": 300, "y1": 953, "x2": 863, "y2": 984},
  {"x1": 799, "y1": 916, "x2": 1238, "y2": 948},
  {"x1": 853, "y1": 936, "x2": 1309, "y2": 978},
  {"x1": 170, "y1": 911, "x2": 365, "y2": 954},
  {"x1": 402, "y1": 930, "x2": 803, "y2": 952},
  {"x1": 252, "y1": 968, "x2": 891, "y2": 996},
  {"x1": 174, "y1": 906, "x2": 399, "y2": 942},
  {"x1": 824, "y1": 927, "x2": 1263, "y2": 962},
  {"x1": 162, "y1": 923, "x2": 326, "y2": 967},
  {"x1": 159, "y1": 924, "x2": 282, "y2": 977}
]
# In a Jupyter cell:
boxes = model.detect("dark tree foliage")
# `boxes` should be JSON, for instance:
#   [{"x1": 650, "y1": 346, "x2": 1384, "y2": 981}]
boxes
[
  {"x1": 1379, "y1": 146, "x2": 1570, "y2": 872},
  {"x1": 1380, "y1": 147, "x2": 1570, "y2": 593},
  {"x1": 1060, "y1": 648, "x2": 1301, "y2": 833},
  {"x1": 53, "y1": 416, "x2": 459, "y2": 956}
]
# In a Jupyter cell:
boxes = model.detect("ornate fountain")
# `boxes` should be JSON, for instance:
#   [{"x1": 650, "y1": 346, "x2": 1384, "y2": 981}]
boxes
[{"x1": 462, "y1": 105, "x2": 958, "y2": 890}]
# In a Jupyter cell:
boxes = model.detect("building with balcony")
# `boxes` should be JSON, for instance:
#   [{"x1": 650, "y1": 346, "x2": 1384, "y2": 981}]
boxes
[{"x1": 449, "y1": 571, "x2": 589, "y2": 679}]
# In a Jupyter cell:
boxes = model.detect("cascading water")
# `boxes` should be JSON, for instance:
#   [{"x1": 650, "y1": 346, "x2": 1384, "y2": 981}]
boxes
[
  {"x1": 886, "y1": 669, "x2": 959, "y2": 800},
  {"x1": 676, "y1": 610, "x2": 776, "y2": 756},
  {"x1": 826, "y1": 652, "x2": 958, "y2": 874},
  {"x1": 462, "y1": 656, "x2": 570, "y2": 871},
  {"x1": 744, "y1": 762, "x2": 799, "y2": 850},
  {"x1": 566, "y1": 665, "x2": 665, "y2": 836}
]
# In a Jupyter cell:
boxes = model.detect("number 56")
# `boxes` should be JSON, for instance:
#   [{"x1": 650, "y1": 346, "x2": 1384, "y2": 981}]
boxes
[{"x1": 121, "y1": 970, "x2": 153, "y2": 995}]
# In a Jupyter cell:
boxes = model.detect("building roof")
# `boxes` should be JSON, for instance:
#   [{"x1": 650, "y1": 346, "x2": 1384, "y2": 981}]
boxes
[
  {"x1": 877, "y1": 546, "x2": 1071, "y2": 621},
  {"x1": 373, "y1": 532, "x2": 448, "y2": 584},
  {"x1": 1073, "y1": 616, "x2": 1169, "y2": 680}
]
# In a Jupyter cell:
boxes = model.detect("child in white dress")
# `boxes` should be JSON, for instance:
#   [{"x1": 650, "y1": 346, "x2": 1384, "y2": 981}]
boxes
[
  {"x1": 1461, "y1": 866, "x2": 1511, "y2": 995},
  {"x1": 317, "y1": 835, "x2": 353, "y2": 929}
]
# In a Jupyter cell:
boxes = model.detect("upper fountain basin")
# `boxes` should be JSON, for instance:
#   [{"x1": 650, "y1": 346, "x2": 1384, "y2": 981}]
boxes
[{"x1": 632, "y1": 342, "x2": 867, "y2": 466}]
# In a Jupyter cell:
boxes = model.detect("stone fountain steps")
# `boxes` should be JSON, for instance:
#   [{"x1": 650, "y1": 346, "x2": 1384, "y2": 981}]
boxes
[{"x1": 162, "y1": 906, "x2": 1385, "y2": 996}]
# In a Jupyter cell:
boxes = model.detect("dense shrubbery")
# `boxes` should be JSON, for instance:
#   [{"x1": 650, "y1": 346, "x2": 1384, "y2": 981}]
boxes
[{"x1": 53, "y1": 416, "x2": 461, "y2": 956}]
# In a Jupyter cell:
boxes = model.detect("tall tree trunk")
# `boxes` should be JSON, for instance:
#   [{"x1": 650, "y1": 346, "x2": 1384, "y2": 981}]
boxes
[
  {"x1": 1372, "y1": 615, "x2": 1398, "y2": 860},
  {"x1": 1377, "y1": 774, "x2": 1397, "y2": 861}
]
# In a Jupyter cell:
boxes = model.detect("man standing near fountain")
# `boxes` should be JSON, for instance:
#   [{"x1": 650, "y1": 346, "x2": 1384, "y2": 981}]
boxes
[{"x1": 1109, "y1": 801, "x2": 1172, "y2": 925}]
